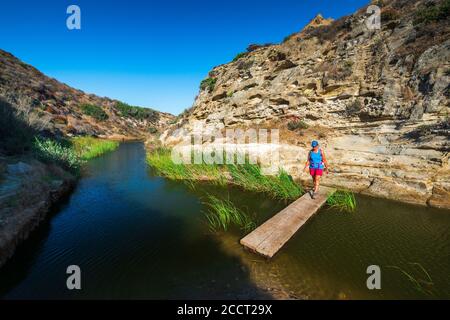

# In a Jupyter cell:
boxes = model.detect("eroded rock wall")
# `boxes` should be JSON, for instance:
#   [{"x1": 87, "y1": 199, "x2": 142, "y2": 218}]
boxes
[{"x1": 162, "y1": 0, "x2": 450, "y2": 208}]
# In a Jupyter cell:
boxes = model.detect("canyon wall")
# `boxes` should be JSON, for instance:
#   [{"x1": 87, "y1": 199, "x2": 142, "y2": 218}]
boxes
[{"x1": 161, "y1": 0, "x2": 450, "y2": 208}]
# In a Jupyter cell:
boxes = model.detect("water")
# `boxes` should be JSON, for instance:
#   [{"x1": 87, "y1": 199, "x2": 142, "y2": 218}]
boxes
[{"x1": 0, "y1": 142, "x2": 449, "y2": 299}]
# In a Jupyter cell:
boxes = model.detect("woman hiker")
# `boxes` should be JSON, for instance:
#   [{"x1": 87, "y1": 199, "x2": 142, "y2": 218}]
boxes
[{"x1": 303, "y1": 140, "x2": 329, "y2": 199}]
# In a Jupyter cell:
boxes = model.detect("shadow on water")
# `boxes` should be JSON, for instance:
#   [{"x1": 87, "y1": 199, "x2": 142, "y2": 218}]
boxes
[{"x1": 0, "y1": 198, "x2": 70, "y2": 296}]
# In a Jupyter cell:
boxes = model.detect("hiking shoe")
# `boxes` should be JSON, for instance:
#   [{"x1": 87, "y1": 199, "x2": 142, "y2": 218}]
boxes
[{"x1": 311, "y1": 191, "x2": 315, "y2": 199}]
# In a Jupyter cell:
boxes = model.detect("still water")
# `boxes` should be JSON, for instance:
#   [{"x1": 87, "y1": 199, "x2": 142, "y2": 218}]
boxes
[{"x1": 0, "y1": 142, "x2": 449, "y2": 299}]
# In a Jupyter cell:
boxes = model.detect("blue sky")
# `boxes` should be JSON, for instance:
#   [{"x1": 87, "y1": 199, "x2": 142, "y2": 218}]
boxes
[{"x1": 0, "y1": 0, "x2": 368, "y2": 115}]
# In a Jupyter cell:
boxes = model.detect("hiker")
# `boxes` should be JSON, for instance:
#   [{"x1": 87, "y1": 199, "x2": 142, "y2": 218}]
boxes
[{"x1": 303, "y1": 140, "x2": 328, "y2": 199}]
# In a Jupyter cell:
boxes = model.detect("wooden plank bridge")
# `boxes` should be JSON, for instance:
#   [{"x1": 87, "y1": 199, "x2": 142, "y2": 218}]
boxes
[{"x1": 240, "y1": 187, "x2": 336, "y2": 258}]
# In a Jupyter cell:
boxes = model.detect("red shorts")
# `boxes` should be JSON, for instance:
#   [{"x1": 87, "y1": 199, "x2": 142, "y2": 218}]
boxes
[{"x1": 310, "y1": 168, "x2": 323, "y2": 176}]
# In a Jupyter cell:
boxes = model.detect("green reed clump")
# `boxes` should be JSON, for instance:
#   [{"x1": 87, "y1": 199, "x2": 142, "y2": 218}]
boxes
[
  {"x1": 71, "y1": 136, "x2": 119, "y2": 160},
  {"x1": 147, "y1": 148, "x2": 303, "y2": 200},
  {"x1": 147, "y1": 148, "x2": 227, "y2": 186},
  {"x1": 33, "y1": 137, "x2": 84, "y2": 172},
  {"x1": 203, "y1": 195, "x2": 256, "y2": 233},
  {"x1": 326, "y1": 190, "x2": 356, "y2": 212},
  {"x1": 146, "y1": 148, "x2": 192, "y2": 180},
  {"x1": 227, "y1": 164, "x2": 303, "y2": 201}
]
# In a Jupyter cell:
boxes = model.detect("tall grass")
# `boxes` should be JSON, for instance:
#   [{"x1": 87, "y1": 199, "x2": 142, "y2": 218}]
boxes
[
  {"x1": 71, "y1": 136, "x2": 119, "y2": 160},
  {"x1": 33, "y1": 137, "x2": 84, "y2": 172},
  {"x1": 326, "y1": 190, "x2": 356, "y2": 212},
  {"x1": 147, "y1": 148, "x2": 226, "y2": 185},
  {"x1": 203, "y1": 195, "x2": 256, "y2": 233},
  {"x1": 147, "y1": 148, "x2": 303, "y2": 200},
  {"x1": 33, "y1": 136, "x2": 119, "y2": 173},
  {"x1": 228, "y1": 164, "x2": 303, "y2": 201}
]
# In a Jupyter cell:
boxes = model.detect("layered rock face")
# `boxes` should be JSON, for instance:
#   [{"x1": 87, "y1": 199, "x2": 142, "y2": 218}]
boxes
[
  {"x1": 0, "y1": 49, "x2": 174, "y2": 139},
  {"x1": 162, "y1": 0, "x2": 450, "y2": 208}
]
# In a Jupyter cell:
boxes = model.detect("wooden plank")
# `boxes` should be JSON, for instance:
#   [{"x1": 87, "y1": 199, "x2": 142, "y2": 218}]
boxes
[{"x1": 240, "y1": 187, "x2": 335, "y2": 258}]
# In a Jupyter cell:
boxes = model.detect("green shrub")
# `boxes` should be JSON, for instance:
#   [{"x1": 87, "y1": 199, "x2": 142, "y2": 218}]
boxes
[
  {"x1": 232, "y1": 52, "x2": 247, "y2": 62},
  {"x1": 169, "y1": 118, "x2": 179, "y2": 125},
  {"x1": 326, "y1": 190, "x2": 357, "y2": 212},
  {"x1": 115, "y1": 102, "x2": 159, "y2": 122},
  {"x1": 148, "y1": 127, "x2": 159, "y2": 134},
  {"x1": 200, "y1": 78, "x2": 217, "y2": 91},
  {"x1": 287, "y1": 120, "x2": 309, "y2": 131},
  {"x1": 80, "y1": 104, "x2": 109, "y2": 121},
  {"x1": 414, "y1": 0, "x2": 450, "y2": 25},
  {"x1": 33, "y1": 137, "x2": 83, "y2": 172}
]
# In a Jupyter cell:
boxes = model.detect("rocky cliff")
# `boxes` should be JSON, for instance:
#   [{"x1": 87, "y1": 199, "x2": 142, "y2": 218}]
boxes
[
  {"x1": 161, "y1": 0, "x2": 450, "y2": 209},
  {"x1": 0, "y1": 49, "x2": 174, "y2": 140}
]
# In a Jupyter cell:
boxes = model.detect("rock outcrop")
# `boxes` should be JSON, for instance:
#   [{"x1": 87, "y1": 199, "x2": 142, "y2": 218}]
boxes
[
  {"x1": 161, "y1": 0, "x2": 450, "y2": 209},
  {"x1": 0, "y1": 49, "x2": 174, "y2": 140},
  {"x1": 0, "y1": 156, "x2": 76, "y2": 268}
]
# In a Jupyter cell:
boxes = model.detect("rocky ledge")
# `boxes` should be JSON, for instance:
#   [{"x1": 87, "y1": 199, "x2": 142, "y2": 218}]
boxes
[{"x1": 0, "y1": 157, "x2": 76, "y2": 268}]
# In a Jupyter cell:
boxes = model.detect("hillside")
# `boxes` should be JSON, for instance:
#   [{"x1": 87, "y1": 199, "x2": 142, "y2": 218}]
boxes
[
  {"x1": 0, "y1": 49, "x2": 174, "y2": 140},
  {"x1": 161, "y1": 0, "x2": 450, "y2": 208}
]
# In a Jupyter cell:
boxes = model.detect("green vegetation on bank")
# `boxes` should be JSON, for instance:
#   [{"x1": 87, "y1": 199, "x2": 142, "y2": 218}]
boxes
[
  {"x1": 203, "y1": 195, "x2": 256, "y2": 233},
  {"x1": 71, "y1": 137, "x2": 119, "y2": 160},
  {"x1": 33, "y1": 137, "x2": 83, "y2": 171},
  {"x1": 326, "y1": 190, "x2": 356, "y2": 212},
  {"x1": 33, "y1": 136, "x2": 120, "y2": 173},
  {"x1": 200, "y1": 77, "x2": 217, "y2": 91},
  {"x1": 80, "y1": 104, "x2": 109, "y2": 121},
  {"x1": 148, "y1": 148, "x2": 358, "y2": 233},
  {"x1": 227, "y1": 164, "x2": 302, "y2": 201},
  {"x1": 232, "y1": 52, "x2": 247, "y2": 62},
  {"x1": 0, "y1": 99, "x2": 118, "y2": 173},
  {"x1": 115, "y1": 102, "x2": 160, "y2": 122},
  {"x1": 146, "y1": 148, "x2": 303, "y2": 201},
  {"x1": 146, "y1": 148, "x2": 226, "y2": 184}
]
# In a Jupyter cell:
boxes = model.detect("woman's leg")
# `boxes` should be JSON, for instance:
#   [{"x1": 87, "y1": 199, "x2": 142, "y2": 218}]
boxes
[
  {"x1": 311, "y1": 174, "x2": 316, "y2": 192},
  {"x1": 314, "y1": 175, "x2": 321, "y2": 193}
]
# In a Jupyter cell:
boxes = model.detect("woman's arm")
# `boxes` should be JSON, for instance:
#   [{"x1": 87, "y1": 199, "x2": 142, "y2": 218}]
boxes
[
  {"x1": 303, "y1": 152, "x2": 310, "y2": 172},
  {"x1": 321, "y1": 149, "x2": 329, "y2": 172}
]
